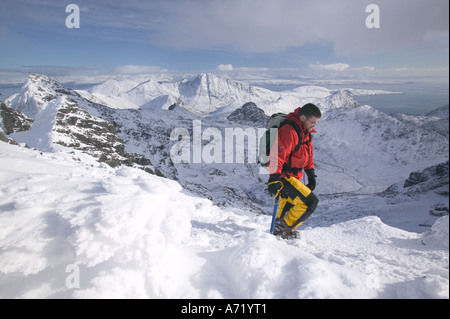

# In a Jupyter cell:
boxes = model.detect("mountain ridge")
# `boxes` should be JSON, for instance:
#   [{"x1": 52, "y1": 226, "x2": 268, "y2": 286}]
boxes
[
  {"x1": 3, "y1": 73, "x2": 449, "y2": 210},
  {"x1": 5, "y1": 74, "x2": 159, "y2": 174},
  {"x1": 78, "y1": 72, "x2": 375, "y2": 116}
]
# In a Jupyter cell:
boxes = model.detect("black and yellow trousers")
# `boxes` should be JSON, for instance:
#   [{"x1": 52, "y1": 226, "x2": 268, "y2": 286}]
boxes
[{"x1": 277, "y1": 176, "x2": 319, "y2": 228}]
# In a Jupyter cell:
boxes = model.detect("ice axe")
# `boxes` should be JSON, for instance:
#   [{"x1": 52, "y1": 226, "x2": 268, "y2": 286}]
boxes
[{"x1": 269, "y1": 198, "x2": 279, "y2": 234}]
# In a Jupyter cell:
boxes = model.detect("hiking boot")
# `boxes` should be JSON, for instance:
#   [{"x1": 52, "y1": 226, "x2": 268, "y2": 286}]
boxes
[{"x1": 273, "y1": 219, "x2": 301, "y2": 239}]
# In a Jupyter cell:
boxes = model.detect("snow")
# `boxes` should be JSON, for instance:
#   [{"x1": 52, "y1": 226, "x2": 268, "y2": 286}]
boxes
[
  {"x1": 0, "y1": 74, "x2": 448, "y2": 300},
  {"x1": 0, "y1": 141, "x2": 448, "y2": 299},
  {"x1": 74, "y1": 73, "x2": 403, "y2": 116}
]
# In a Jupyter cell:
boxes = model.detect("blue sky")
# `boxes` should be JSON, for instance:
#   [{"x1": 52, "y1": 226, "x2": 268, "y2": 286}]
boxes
[{"x1": 0, "y1": 0, "x2": 448, "y2": 86}]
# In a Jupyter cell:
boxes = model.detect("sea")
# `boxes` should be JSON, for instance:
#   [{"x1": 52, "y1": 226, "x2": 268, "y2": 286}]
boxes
[{"x1": 259, "y1": 80, "x2": 449, "y2": 115}]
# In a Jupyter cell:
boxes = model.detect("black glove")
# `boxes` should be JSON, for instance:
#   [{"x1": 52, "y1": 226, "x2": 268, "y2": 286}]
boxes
[
  {"x1": 305, "y1": 169, "x2": 317, "y2": 191},
  {"x1": 267, "y1": 174, "x2": 283, "y2": 197}
]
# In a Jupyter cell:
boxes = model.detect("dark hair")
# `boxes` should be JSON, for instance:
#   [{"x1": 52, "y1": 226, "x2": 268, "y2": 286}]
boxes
[{"x1": 299, "y1": 103, "x2": 321, "y2": 118}]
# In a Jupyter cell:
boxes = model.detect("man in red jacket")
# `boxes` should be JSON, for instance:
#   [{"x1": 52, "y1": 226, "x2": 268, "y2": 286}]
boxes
[{"x1": 267, "y1": 103, "x2": 321, "y2": 239}]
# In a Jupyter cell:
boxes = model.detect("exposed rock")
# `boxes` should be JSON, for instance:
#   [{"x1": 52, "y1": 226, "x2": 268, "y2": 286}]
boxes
[
  {"x1": 381, "y1": 161, "x2": 449, "y2": 198},
  {"x1": 1, "y1": 102, "x2": 34, "y2": 134},
  {"x1": 227, "y1": 102, "x2": 269, "y2": 127}
]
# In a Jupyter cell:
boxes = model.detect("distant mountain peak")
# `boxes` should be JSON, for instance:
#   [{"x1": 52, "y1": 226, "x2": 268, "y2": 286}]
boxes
[
  {"x1": 74, "y1": 73, "x2": 383, "y2": 116},
  {"x1": 4, "y1": 76, "x2": 158, "y2": 174},
  {"x1": 325, "y1": 89, "x2": 360, "y2": 109},
  {"x1": 6, "y1": 74, "x2": 74, "y2": 117},
  {"x1": 89, "y1": 78, "x2": 139, "y2": 96},
  {"x1": 227, "y1": 102, "x2": 268, "y2": 127}
]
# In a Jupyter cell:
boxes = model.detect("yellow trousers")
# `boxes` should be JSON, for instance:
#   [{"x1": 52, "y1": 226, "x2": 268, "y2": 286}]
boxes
[{"x1": 277, "y1": 176, "x2": 319, "y2": 228}]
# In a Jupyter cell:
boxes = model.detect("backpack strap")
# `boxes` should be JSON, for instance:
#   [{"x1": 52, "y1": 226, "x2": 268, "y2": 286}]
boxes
[{"x1": 281, "y1": 120, "x2": 312, "y2": 174}]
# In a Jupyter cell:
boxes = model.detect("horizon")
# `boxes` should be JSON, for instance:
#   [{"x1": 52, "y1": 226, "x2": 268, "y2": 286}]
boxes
[{"x1": 1, "y1": 72, "x2": 448, "y2": 115}]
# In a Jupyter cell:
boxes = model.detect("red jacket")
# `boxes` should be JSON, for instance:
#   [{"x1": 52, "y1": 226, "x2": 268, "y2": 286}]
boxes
[{"x1": 268, "y1": 107, "x2": 316, "y2": 179}]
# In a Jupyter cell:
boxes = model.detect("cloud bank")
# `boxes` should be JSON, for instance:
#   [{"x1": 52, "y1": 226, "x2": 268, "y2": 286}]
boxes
[
  {"x1": 309, "y1": 63, "x2": 351, "y2": 72},
  {"x1": 149, "y1": 0, "x2": 448, "y2": 56},
  {"x1": 2, "y1": 0, "x2": 447, "y2": 57}
]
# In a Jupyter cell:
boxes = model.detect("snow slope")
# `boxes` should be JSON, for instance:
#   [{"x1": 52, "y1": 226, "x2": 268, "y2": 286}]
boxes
[{"x1": 0, "y1": 142, "x2": 448, "y2": 299}]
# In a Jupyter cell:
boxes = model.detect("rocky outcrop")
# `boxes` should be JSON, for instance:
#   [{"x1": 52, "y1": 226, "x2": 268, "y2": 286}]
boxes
[
  {"x1": 227, "y1": 102, "x2": 269, "y2": 127},
  {"x1": 53, "y1": 98, "x2": 162, "y2": 175},
  {"x1": 1, "y1": 102, "x2": 34, "y2": 134},
  {"x1": 381, "y1": 161, "x2": 449, "y2": 198}
]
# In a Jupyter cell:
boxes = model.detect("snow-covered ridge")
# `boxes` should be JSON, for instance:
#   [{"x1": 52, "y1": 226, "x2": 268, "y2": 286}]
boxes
[
  {"x1": 5, "y1": 74, "x2": 76, "y2": 118},
  {"x1": 77, "y1": 73, "x2": 401, "y2": 116},
  {"x1": 5, "y1": 75, "x2": 157, "y2": 173},
  {"x1": 7, "y1": 73, "x2": 401, "y2": 117},
  {"x1": 3, "y1": 74, "x2": 449, "y2": 205}
]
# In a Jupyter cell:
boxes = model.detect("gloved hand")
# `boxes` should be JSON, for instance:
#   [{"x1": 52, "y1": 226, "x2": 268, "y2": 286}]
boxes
[
  {"x1": 305, "y1": 169, "x2": 317, "y2": 191},
  {"x1": 267, "y1": 174, "x2": 283, "y2": 197}
]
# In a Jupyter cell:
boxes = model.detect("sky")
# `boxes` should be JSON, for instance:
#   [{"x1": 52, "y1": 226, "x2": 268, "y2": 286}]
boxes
[{"x1": 0, "y1": 0, "x2": 449, "y2": 88}]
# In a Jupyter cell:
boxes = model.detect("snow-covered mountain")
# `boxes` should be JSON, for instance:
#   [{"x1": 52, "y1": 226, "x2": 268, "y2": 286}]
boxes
[
  {"x1": 175, "y1": 73, "x2": 272, "y2": 115},
  {"x1": 79, "y1": 73, "x2": 370, "y2": 116},
  {"x1": 4, "y1": 74, "x2": 157, "y2": 173},
  {"x1": 1, "y1": 73, "x2": 448, "y2": 299},
  {"x1": 315, "y1": 104, "x2": 449, "y2": 193},
  {"x1": 392, "y1": 104, "x2": 449, "y2": 137},
  {"x1": 4, "y1": 74, "x2": 449, "y2": 209}
]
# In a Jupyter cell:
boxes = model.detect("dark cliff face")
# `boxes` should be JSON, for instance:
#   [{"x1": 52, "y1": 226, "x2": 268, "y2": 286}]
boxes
[
  {"x1": 403, "y1": 161, "x2": 449, "y2": 192},
  {"x1": 381, "y1": 161, "x2": 449, "y2": 200},
  {"x1": 227, "y1": 102, "x2": 269, "y2": 127},
  {"x1": 1, "y1": 102, "x2": 34, "y2": 134},
  {"x1": 52, "y1": 98, "x2": 161, "y2": 175}
]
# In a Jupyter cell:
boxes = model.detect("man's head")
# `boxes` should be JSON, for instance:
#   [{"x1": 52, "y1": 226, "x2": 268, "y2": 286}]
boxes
[{"x1": 299, "y1": 103, "x2": 321, "y2": 132}]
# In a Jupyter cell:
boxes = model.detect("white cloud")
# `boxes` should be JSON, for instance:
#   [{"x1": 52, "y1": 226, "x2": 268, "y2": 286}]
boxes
[
  {"x1": 148, "y1": 0, "x2": 448, "y2": 56},
  {"x1": 2, "y1": 0, "x2": 447, "y2": 65},
  {"x1": 354, "y1": 66, "x2": 376, "y2": 72},
  {"x1": 237, "y1": 67, "x2": 270, "y2": 72},
  {"x1": 113, "y1": 65, "x2": 168, "y2": 74},
  {"x1": 216, "y1": 64, "x2": 270, "y2": 72},
  {"x1": 216, "y1": 64, "x2": 234, "y2": 71},
  {"x1": 309, "y1": 63, "x2": 350, "y2": 72}
]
